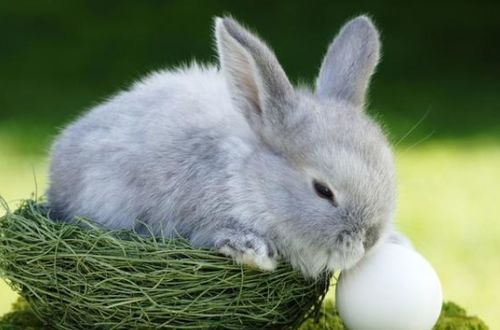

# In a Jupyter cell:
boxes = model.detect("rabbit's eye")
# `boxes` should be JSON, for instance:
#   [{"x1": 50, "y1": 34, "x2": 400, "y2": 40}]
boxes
[{"x1": 313, "y1": 180, "x2": 337, "y2": 205}]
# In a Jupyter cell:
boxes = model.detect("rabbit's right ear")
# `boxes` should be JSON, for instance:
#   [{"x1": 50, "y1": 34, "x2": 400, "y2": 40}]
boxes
[
  {"x1": 316, "y1": 16, "x2": 381, "y2": 107},
  {"x1": 215, "y1": 17, "x2": 294, "y2": 134}
]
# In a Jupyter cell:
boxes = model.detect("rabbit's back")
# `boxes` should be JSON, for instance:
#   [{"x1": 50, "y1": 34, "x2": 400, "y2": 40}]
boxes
[{"x1": 48, "y1": 64, "x2": 254, "y2": 233}]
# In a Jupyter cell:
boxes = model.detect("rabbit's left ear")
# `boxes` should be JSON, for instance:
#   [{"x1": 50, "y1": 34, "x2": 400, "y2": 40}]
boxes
[
  {"x1": 316, "y1": 16, "x2": 381, "y2": 107},
  {"x1": 215, "y1": 17, "x2": 294, "y2": 133}
]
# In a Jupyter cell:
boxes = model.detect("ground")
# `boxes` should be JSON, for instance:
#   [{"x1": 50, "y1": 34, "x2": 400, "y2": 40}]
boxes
[{"x1": 0, "y1": 297, "x2": 489, "y2": 329}]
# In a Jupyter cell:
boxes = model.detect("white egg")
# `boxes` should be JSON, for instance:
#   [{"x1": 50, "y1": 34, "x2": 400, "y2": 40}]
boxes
[{"x1": 336, "y1": 242, "x2": 443, "y2": 330}]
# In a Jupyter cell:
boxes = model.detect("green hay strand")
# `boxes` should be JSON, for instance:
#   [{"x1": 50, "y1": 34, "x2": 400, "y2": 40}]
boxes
[{"x1": 0, "y1": 200, "x2": 329, "y2": 329}]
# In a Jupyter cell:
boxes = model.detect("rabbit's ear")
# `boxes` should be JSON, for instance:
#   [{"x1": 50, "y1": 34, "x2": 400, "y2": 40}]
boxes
[
  {"x1": 215, "y1": 17, "x2": 294, "y2": 131},
  {"x1": 315, "y1": 16, "x2": 380, "y2": 107}
]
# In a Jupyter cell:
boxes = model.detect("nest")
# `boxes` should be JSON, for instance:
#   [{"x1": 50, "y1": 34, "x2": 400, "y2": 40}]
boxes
[{"x1": 0, "y1": 200, "x2": 329, "y2": 330}]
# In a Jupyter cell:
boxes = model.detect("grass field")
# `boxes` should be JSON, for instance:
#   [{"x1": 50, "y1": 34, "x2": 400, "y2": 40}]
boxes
[{"x1": 1, "y1": 137, "x2": 499, "y2": 328}]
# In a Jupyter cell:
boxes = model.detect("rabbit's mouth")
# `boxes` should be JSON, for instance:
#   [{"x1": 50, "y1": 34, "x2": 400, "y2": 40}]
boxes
[
  {"x1": 326, "y1": 228, "x2": 368, "y2": 271},
  {"x1": 328, "y1": 240, "x2": 365, "y2": 271},
  {"x1": 327, "y1": 229, "x2": 387, "y2": 271}
]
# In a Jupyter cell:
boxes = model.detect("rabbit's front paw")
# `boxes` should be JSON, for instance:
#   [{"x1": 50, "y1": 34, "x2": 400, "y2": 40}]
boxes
[{"x1": 215, "y1": 231, "x2": 277, "y2": 271}]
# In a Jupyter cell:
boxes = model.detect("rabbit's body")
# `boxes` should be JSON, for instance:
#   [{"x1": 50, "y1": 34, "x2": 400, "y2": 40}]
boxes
[
  {"x1": 49, "y1": 16, "x2": 404, "y2": 278},
  {"x1": 50, "y1": 65, "x2": 247, "y2": 233},
  {"x1": 50, "y1": 65, "x2": 281, "y2": 269}
]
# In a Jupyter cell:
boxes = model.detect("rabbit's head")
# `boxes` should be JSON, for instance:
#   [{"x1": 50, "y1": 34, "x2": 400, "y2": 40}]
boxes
[{"x1": 216, "y1": 16, "x2": 395, "y2": 277}]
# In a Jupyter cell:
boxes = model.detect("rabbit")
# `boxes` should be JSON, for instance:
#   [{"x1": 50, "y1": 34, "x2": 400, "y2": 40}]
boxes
[{"x1": 48, "y1": 15, "x2": 409, "y2": 279}]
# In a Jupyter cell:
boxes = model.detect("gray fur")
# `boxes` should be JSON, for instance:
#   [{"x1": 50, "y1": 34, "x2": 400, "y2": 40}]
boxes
[{"x1": 48, "y1": 16, "x2": 405, "y2": 278}]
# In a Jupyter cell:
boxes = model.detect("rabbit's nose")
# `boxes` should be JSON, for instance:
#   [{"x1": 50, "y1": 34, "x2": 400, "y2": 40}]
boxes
[{"x1": 336, "y1": 229, "x2": 362, "y2": 250}]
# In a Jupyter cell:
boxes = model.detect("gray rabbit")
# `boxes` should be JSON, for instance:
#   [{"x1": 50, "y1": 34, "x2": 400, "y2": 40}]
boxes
[{"x1": 48, "y1": 16, "x2": 409, "y2": 278}]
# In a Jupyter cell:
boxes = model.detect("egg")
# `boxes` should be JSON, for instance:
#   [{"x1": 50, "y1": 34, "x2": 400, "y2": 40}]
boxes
[{"x1": 336, "y1": 242, "x2": 443, "y2": 330}]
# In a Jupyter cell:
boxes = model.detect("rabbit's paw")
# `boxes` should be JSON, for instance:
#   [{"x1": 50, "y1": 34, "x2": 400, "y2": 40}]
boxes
[{"x1": 215, "y1": 231, "x2": 277, "y2": 271}]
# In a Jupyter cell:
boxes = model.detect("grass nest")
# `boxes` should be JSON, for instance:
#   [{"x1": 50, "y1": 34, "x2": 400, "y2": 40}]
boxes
[{"x1": 0, "y1": 200, "x2": 329, "y2": 330}]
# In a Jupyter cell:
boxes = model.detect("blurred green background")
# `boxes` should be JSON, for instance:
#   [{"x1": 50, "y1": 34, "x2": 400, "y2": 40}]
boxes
[{"x1": 1, "y1": 0, "x2": 499, "y2": 327}]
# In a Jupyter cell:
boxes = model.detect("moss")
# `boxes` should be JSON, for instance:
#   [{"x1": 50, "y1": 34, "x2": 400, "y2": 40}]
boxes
[
  {"x1": 299, "y1": 300, "x2": 488, "y2": 330},
  {"x1": 434, "y1": 302, "x2": 489, "y2": 330},
  {"x1": 0, "y1": 298, "x2": 46, "y2": 330},
  {"x1": 0, "y1": 297, "x2": 488, "y2": 330},
  {"x1": 299, "y1": 300, "x2": 346, "y2": 330}
]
